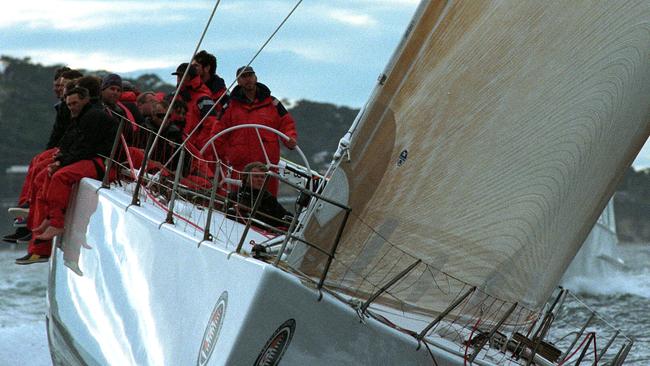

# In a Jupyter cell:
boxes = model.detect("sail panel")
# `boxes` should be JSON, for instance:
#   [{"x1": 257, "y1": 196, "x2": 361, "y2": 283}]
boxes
[{"x1": 297, "y1": 1, "x2": 650, "y2": 313}]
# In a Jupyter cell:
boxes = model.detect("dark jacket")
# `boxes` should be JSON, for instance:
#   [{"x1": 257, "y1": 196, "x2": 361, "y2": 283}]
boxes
[
  {"x1": 121, "y1": 100, "x2": 146, "y2": 128},
  {"x1": 232, "y1": 186, "x2": 292, "y2": 228},
  {"x1": 56, "y1": 102, "x2": 117, "y2": 167},
  {"x1": 141, "y1": 117, "x2": 185, "y2": 169},
  {"x1": 205, "y1": 74, "x2": 229, "y2": 114},
  {"x1": 205, "y1": 75, "x2": 227, "y2": 99},
  {"x1": 46, "y1": 101, "x2": 72, "y2": 149}
]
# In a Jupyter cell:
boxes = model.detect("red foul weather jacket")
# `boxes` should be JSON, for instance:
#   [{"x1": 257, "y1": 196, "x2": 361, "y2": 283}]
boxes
[
  {"x1": 176, "y1": 74, "x2": 219, "y2": 153},
  {"x1": 212, "y1": 82, "x2": 297, "y2": 172}
]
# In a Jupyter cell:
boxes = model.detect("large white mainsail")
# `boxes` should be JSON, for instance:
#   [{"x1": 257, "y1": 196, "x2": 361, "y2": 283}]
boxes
[{"x1": 292, "y1": 0, "x2": 650, "y2": 321}]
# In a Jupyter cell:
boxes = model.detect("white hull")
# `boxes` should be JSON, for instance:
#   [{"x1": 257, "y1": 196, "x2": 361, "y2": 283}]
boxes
[{"x1": 47, "y1": 179, "x2": 484, "y2": 365}]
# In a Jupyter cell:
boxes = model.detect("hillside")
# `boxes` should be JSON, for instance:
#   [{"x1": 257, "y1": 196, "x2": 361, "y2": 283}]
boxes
[{"x1": 1, "y1": 55, "x2": 648, "y2": 241}]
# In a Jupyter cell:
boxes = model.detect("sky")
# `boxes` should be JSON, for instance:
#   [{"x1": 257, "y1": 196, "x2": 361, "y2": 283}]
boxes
[
  {"x1": 0, "y1": 0, "x2": 419, "y2": 106},
  {"x1": 1, "y1": 0, "x2": 648, "y2": 168}
]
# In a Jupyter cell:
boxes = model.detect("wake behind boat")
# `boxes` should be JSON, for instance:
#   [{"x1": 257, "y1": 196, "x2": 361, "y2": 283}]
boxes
[{"x1": 46, "y1": 1, "x2": 650, "y2": 365}]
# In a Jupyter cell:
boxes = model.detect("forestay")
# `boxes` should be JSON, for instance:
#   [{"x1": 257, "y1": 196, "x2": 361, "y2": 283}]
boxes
[{"x1": 291, "y1": 0, "x2": 650, "y2": 317}]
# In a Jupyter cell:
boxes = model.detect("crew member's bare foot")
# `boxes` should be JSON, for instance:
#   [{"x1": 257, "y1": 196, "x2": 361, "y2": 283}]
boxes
[
  {"x1": 33, "y1": 219, "x2": 50, "y2": 234},
  {"x1": 35, "y1": 226, "x2": 64, "y2": 240}
]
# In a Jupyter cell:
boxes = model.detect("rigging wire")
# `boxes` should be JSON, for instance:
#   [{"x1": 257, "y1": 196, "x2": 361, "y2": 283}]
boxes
[
  {"x1": 154, "y1": 0, "x2": 304, "y2": 176},
  {"x1": 146, "y1": 0, "x2": 223, "y2": 166},
  {"x1": 565, "y1": 292, "x2": 631, "y2": 342}
]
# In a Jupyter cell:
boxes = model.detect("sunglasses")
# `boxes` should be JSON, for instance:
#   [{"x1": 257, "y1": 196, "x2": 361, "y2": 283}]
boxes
[{"x1": 155, "y1": 113, "x2": 166, "y2": 119}]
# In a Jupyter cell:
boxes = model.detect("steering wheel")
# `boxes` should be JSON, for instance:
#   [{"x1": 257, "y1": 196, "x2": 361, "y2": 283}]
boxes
[{"x1": 199, "y1": 123, "x2": 312, "y2": 190}]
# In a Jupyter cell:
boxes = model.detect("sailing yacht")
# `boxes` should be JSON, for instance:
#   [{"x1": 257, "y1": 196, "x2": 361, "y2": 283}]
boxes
[
  {"x1": 47, "y1": 1, "x2": 650, "y2": 365},
  {"x1": 562, "y1": 198, "x2": 625, "y2": 287}
]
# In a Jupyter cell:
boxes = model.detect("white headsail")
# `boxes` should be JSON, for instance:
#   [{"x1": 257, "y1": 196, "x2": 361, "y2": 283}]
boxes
[{"x1": 293, "y1": 1, "x2": 650, "y2": 318}]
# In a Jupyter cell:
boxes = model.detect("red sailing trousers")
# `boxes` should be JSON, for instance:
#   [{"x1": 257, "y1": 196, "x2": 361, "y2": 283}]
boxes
[
  {"x1": 47, "y1": 158, "x2": 114, "y2": 228},
  {"x1": 18, "y1": 148, "x2": 58, "y2": 207},
  {"x1": 27, "y1": 158, "x2": 115, "y2": 256}
]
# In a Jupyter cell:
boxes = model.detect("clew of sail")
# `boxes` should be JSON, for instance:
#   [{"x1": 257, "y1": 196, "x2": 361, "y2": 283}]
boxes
[{"x1": 290, "y1": 0, "x2": 650, "y2": 322}]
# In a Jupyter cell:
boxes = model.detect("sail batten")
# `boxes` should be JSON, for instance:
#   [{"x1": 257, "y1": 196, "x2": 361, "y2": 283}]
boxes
[{"x1": 294, "y1": 1, "x2": 650, "y2": 317}]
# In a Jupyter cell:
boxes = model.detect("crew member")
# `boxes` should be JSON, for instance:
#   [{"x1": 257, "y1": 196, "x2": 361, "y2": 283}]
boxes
[
  {"x1": 213, "y1": 66, "x2": 297, "y2": 195},
  {"x1": 33, "y1": 87, "x2": 117, "y2": 242},
  {"x1": 232, "y1": 162, "x2": 293, "y2": 228},
  {"x1": 192, "y1": 50, "x2": 228, "y2": 111}
]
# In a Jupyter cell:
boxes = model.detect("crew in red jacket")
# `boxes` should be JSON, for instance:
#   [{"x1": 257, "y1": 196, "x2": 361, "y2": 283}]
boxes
[
  {"x1": 212, "y1": 66, "x2": 297, "y2": 195},
  {"x1": 171, "y1": 62, "x2": 219, "y2": 153},
  {"x1": 191, "y1": 50, "x2": 229, "y2": 110}
]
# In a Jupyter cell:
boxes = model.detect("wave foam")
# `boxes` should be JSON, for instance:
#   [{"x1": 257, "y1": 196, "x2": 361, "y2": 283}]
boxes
[{"x1": 562, "y1": 269, "x2": 650, "y2": 299}]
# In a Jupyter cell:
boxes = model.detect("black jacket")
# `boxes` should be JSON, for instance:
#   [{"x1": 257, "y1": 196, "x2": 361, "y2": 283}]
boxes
[
  {"x1": 56, "y1": 102, "x2": 117, "y2": 167},
  {"x1": 46, "y1": 101, "x2": 72, "y2": 149},
  {"x1": 141, "y1": 117, "x2": 188, "y2": 173},
  {"x1": 229, "y1": 82, "x2": 271, "y2": 104},
  {"x1": 232, "y1": 186, "x2": 292, "y2": 228},
  {"x1": 205, "y1": 75, "x2": 226, "y2": 96}
]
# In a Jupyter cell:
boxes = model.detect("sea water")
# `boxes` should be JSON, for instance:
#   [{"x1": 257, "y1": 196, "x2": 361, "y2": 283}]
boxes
[
  {"x1": 0, "y1": 243, "x2": 647, "y2": 365},
  {"x1": 0, "y1": 249, "x2": 50, "y2": 366},
  {"x1": 556, "y1": 243, "x2": 650, "y2": 365}
]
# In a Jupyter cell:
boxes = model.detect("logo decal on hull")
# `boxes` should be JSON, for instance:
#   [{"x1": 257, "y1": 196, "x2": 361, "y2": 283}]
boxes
[
  {"x1": 254, "y1": 319, "x2": 296, "y2": 366},
  {"x1": 197, "y1": 291, "x2": 228, "y2": 366}
]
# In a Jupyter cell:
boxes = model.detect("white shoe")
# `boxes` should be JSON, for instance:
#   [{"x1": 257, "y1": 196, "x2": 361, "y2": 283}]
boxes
[{"x1": 8, "y1": 207, "x2": 29, "y2": 218}]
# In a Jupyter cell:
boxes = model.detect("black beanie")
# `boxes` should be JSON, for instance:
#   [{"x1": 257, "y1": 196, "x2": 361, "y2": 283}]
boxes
[{"x1": 101, "y1": 73, "x2": 122, "y2": 90}]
